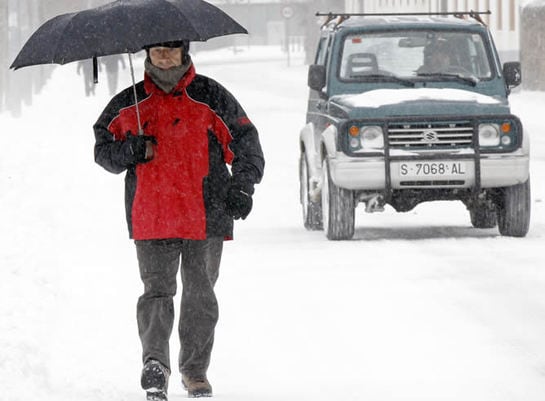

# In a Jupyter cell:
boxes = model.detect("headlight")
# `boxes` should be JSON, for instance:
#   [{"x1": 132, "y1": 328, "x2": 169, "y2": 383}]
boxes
[
  {"x1": 478, "y1": 123, "x2": 500, "y2": 147},
  {"x1": 348, "y1": 125, "x2": 384, "y2": 151},
  {"x1": 360, "y1": 126, "x2": 384, "y2": 148}
]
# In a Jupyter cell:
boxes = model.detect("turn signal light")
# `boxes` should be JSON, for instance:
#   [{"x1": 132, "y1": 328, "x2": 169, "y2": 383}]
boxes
[
  {"x1": 501, "y1": 122, "x2": 511, "y2": 133},
  {"x1": 349, "y1": 126, "x2": 360, "y2": 136}
]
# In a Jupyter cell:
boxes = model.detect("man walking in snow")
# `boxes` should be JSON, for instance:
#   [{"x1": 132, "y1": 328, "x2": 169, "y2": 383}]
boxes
[{"x1": 93, "y1": 41, "x2": 264, "y2": 400}]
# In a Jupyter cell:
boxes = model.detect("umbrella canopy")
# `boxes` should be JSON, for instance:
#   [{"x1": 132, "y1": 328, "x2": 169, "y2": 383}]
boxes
[{"x1": 10, "y1": 0, "x2": 247, "y2": 69}]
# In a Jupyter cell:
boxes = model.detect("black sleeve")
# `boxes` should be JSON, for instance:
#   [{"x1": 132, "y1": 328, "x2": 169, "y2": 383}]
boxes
[
  {"x1": 203, "y1": 77, "x2": 265, "y2": 194},
  {"x1": 92, "y1": 87, "x2": 138, "y2": 174}
]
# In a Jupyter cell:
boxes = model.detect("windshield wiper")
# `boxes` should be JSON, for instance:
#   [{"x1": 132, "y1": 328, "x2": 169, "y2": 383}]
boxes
[
  {"x1": 354, "y1": 74, "x2": 415, "y2": 87},
  {"x1": 417, "y1": 73, "x2": 478, "y2": 86}
]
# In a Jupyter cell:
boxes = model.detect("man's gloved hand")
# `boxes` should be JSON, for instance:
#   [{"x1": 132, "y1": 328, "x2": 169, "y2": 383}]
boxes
[
  {"x1": 123, "y1": 133, "x2": 157, "y2": 165},
  {"x1": 225, "y1": 186, "x2": 253, "y2": 220}
]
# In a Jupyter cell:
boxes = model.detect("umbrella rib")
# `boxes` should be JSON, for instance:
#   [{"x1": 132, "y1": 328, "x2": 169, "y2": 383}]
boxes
[
  {"x1": 161, "y1": 0, "x2": 207, "y2": 41},
  {"x1": 53, "y1": 11, "x2": 83, "y2": 64}
]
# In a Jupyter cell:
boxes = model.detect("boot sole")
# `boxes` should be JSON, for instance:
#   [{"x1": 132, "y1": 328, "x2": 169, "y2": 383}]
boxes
[
  {"x1": 181, "y1": 376, "x2": 212, "y2": 398},
  {"x1": 141, "y1": 366, "x2": 168, "y2": 391},
  {"x1": 146, "y1": 390, "x2": 168, "y2": 401},
  {"x1": 188, "y1": 391, "x2": 212, "y2": 398},
  {"x1": 182, "y1": 381, "x2": 212, "y2": 398}
]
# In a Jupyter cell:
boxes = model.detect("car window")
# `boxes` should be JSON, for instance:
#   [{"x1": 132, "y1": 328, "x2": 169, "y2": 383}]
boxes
[
  {"x1": 315, "y1": 36, "x2": 330, "y2": 66},
  {"x1": 339, "y1": 30, "x2": 493, "y2": 80}
]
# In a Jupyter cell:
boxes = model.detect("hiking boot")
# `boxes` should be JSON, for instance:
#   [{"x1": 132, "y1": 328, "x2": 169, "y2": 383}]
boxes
[
  {"x1": 141, "y1": 360, "x2": 170, "y2": 400},
  {"x1": 182, "y1": 374, "x2": 213, "y2": 398}
]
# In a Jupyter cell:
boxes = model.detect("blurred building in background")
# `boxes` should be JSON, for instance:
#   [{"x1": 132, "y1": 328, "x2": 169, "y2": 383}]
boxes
[{"x1": 202, "y1": 0, "x2": 322, "y2": 64}]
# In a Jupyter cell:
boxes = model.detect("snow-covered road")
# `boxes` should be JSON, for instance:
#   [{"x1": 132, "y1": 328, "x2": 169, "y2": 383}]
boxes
[{"x1": 1, "y1": 47, "x2": 544, "y2": 401}]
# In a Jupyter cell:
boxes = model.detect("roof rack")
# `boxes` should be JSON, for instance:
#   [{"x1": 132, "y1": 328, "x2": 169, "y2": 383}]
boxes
[{"x1": 316, "y1": 10, "x2": 491, "y2": 28}]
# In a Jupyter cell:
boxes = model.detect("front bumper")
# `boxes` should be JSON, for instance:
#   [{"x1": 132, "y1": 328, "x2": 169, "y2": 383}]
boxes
[{"x1": 329, "y1": 150, "x2": 529, "y2": 190}]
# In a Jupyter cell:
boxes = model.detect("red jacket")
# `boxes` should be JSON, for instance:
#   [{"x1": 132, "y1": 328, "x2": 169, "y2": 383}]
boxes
[{"x1": 94, "y1": 64, "x2": 264, "y2": 240}]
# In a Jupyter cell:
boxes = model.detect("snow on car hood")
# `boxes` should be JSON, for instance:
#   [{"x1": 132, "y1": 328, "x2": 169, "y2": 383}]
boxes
[{"x1": 335, "y1": 88, "x2": 502, "y2": 108}]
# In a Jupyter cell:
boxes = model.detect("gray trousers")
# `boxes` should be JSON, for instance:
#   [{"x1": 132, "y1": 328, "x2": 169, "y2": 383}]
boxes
[{"x1": 135, "y1": 237, "x2": 223, "y2": 377}]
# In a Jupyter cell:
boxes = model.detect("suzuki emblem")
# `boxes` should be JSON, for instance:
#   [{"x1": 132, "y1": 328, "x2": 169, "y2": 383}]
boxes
[{"x1": 422, "y1": 129, "x2": 439, "y2": 143}]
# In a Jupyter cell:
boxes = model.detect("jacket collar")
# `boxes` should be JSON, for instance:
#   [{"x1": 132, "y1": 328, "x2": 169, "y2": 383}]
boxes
[{"x1": 144, "y1": 63, "x2": 196, "y2": 96}]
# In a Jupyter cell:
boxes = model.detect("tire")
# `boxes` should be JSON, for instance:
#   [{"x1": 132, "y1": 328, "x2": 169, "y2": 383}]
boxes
[
  {"x1": 321, "y1": 159, "x2": 355, "y2": 240},
  {"x1": 469, "y1": 204, "x2": 497, "y2": 228},
  {"x1": 299, "y1": 153, "x2": 323, "y2": 230},
  {"x1": 496, "y1": 179, "x2": 531, "y2": 237}
]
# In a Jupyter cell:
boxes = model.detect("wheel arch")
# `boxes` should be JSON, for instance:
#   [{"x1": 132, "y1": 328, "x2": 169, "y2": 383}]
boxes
[{"x1": 321, "y1": 124, "x2": 338, "y2": 161}]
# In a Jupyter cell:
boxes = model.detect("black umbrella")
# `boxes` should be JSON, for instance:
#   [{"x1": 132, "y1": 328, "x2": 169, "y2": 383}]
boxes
[
  {"x1": 10, "y1": 0, "x2": 247, "y2": 68},
  {"x1": 10, "y1": 0, "x2": 247, "y2": 133}
]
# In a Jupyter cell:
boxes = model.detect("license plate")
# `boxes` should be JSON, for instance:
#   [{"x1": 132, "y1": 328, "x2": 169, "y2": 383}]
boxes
[{"x1": 399, "y1": 161, "x2": 467, "y2": 177}]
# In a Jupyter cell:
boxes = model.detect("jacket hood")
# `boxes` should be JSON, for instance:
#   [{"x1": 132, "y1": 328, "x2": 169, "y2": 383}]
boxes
[{"x1": 329, "y1": 88, "x2": 510, "y2": 119}]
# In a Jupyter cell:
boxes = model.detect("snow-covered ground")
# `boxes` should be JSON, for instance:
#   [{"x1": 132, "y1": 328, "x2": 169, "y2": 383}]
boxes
[{"x1": 1, "y1": 46, "x2": 545, "y2": 401}]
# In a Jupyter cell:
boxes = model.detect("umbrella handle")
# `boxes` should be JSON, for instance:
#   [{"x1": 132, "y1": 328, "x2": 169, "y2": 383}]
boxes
[
  {"x1": 93, "y1": 57, "x2": 99, "y2": 84},
  {"x1": 128, "y1": 52, "x2": 144, "y2": 135}
]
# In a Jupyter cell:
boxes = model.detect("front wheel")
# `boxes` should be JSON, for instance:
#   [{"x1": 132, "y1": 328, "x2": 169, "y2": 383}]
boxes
[
  {"x1": 299, "y1": 153, "x2": 322, "y2": 230},
  {"x1": 321, "y1": 159, "x2": 355, "y2": 240},
  {"x1": 496, "y1": 179, "x2": 531, "y2": 237}
]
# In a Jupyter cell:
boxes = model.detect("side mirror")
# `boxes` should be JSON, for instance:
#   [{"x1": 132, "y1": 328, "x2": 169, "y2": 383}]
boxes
[
  {"x1": 308, "y1": 65, "x2": 326, "y2": 92},
  {"x1": 503, "y1": 62, "x2": 521, "y2": 88}
]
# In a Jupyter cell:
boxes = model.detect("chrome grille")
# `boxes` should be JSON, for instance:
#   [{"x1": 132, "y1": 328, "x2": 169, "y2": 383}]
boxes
[{"x1": 388, "y1": 121, "x2": 474, "y2": 149}]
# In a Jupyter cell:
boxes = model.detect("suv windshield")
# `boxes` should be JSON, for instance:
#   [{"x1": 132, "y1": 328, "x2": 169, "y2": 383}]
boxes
[{"x1": 339, "y1": 30, "x2": 493, "y2": 82}]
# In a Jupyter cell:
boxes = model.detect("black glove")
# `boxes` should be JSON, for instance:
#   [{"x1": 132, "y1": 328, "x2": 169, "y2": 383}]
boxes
[
  {"x1": 122, "y1": 133, "x2": 157, "y2": 165},
  {"x1": 225, "y1": 186, "x2": 253, "y2": 220}
]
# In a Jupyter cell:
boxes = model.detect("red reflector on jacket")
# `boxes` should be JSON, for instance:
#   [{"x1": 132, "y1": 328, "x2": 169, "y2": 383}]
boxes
[{"x1": 237, "y1": 117, "x2": 251, "y2": 126}]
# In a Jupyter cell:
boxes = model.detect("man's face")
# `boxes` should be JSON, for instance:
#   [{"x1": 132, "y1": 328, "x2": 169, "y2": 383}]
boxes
[
  {"x1": 149, "y1": 46, "x2": 183, "y2": 70},
  {"x1": 431, "y1": 52, "x2": 450, "y2": 71}
]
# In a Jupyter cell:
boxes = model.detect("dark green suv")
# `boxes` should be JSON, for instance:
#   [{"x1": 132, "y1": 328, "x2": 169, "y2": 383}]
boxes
[{"x1": 299, "y1": 12, "x2": 530, "y2": 240}]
